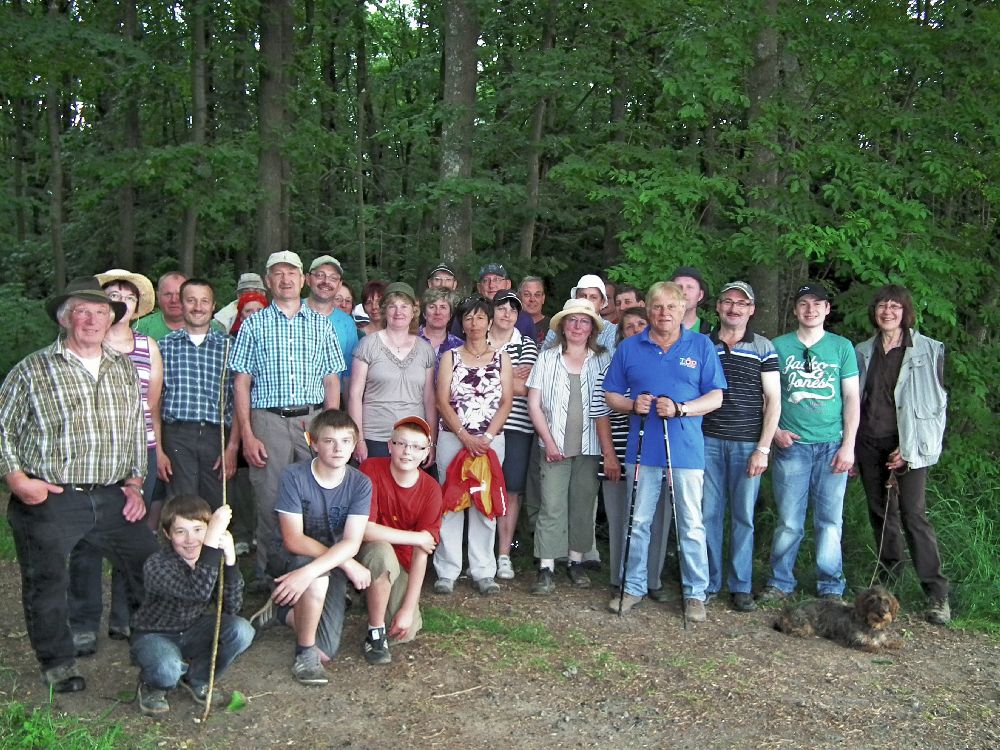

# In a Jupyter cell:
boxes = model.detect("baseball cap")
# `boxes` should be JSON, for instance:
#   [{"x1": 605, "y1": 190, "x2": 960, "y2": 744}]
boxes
[
  {"x1": 309, "y1": 255, "x2": 344, "y2": 275},
  {"x1": 719, "y1": 281, "x2": 755, "y2": 304},
  {"x1": 393, "y1": 416, "x2": 432, "y2": 439},
  {"x1": 266, "y1": 251, "x2": 303, "y2": 271},
  {"x1": 794, "y1": 283, "x2": 830, "y2": 303},
  {"x1": 478, "y1": 262, "x2": 508, "y2": 280},
  {"x1": 491, "y1": 290, "x2": 522, "y2": 310}
]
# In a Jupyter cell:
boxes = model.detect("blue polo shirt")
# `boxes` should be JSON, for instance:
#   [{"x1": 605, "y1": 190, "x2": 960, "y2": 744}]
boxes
[
  {"x1": 304, "y1": 300, "x2": 358, "y2": 378},
  {"x1": 603, "y1": 327, "x2": 727, "y2": 469}
]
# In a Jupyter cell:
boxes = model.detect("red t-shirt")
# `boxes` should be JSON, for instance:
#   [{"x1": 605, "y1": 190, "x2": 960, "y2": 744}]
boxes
[{"x1": 360, "y1": 458, "x2": 444, "y2": 572}]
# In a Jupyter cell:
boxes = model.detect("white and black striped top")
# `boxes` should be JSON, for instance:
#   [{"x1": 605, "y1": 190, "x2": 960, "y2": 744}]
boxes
[
  {"x1": 591, "y1": 367, "x2": 630, "y2": 480},
  {"x1": 497, "y1": 328, "x2": 539, "y2": 434},
  {"x1": 702, "y1": 328, "x2": 778, "y2": 442}
]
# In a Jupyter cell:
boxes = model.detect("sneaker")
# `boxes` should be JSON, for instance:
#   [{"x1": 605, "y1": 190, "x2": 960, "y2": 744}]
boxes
[
  {"x1": 731, "y1": 592, "x2": 757, "y2": 612},
  {"x1": 925, "y1": 598, "x2": 951, "y2": 625},
  {"x1": 433, "y1": 578, "x2": 454, "y2": 595},
  {"x1": 756, "y1": 585, "x2": 790, "y2": 603},
  {"x1": 362, "y1": 631, "x2": 392, "y2": 665},
  {"x1": 566, "y1": 562, "x2": 592, "y2": 588},
  {"x1": 179, "y1": 677, "x2": 228, "y2": 707},
  {"x1": 291, "y1": 647, "x2": 328, "y2": 686},
  {"x1": 474, "y1": 577, "x2": 501, "y2": 596},
  {"x1": 531, "y1": 567, "x2": 556, "y2": 596},
  {"x1": 608, "y1": 593, "x2": 643, "y2": 614},
  {"x1": 249, "y1": 598, "x2": 283, "y2": 632},
  {"x1": 137, "y1": 681, "x2": 169, "y2": 716},
  {"x1": 496, "y1": 555, "x2": 515, "y2": 580},
  {"x1": 72, "y1": 631, "x2": 97, "y2": 657},
  {"x1": 819, "y1": 593, "x2": 844, "y2": 604},
  {"x1": 42, "y1": 663, "x2": 86, "y2": 693},
  {"x1": 684, "y1": 598, "x2": 707, "y2": 623}
]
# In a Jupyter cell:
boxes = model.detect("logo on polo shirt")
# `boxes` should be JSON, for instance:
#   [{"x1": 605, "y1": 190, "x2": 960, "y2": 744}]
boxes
[{"x1": 679, "y1": 357, "x2": 698, "y2": 369}]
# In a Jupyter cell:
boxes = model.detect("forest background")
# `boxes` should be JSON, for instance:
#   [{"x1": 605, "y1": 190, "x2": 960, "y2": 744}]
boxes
[{"x1": 0, "y1": 0, "x2": 996, "y2": 625}]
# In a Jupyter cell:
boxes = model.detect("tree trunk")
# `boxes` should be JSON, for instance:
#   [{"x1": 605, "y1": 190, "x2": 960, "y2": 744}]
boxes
[
  {"x1": 117, "y1": 0, "x2": 140, "y2": 270},
  {"x1": 602, "y1": 24, "x2": 627, "y2": 266},
  {"x1": 180, "y1": 0, "x2": 208, "y2": 276},
  {"x1": 256, "y1": 0, "x2": 290, "y2": 266},
  {"x1": 46, "y1": 0, "x2": 65, "y2": 294},
  {"x1": 438, "y1": 0, "x2": 478, "y2": 263}
]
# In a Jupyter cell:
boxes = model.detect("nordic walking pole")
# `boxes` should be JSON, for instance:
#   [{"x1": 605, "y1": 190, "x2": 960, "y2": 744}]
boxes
[
  {"x1": 618, "y1": 393, "x2": 650, "y2": 617},
  {"x1": 659, "y1": 396, "x2": 686, "y2": 630},
  {"x1": 202, "y1": 336, "x2": 231, "y2": 722}
]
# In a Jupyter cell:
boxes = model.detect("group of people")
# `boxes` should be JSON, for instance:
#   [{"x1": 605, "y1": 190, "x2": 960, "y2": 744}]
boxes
[{"x1": 0, "y1": 253, "x2": 951, "y2": 716}]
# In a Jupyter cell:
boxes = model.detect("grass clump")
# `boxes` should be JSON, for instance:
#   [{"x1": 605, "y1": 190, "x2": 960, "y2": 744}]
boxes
[
  {"x1": 422, "y1": 606, "x2": 556, "y2": 647},
  {"x1": 0, "y1": 700, "x2": 154, "y2": 750}
]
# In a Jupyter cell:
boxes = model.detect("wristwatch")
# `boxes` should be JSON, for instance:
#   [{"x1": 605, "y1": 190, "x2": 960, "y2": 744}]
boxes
[
  {"x1": 754, "y1": 446, "x2": 771, "y2": 456},
  {"x1": 484, "y1": 432, "x2": 496, "y2": 442}
]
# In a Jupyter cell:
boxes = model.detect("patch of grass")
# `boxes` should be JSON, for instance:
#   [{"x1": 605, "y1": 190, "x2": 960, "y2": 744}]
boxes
[
  {"x1": 0, "y1": 515, "x2": 14, "y2": 562},
  {"x1": 0, "y1": 700, "x2": 156, "y2": 750},
  {"x1": 422, "y1": 606, "x2": 557, "y2": 647}
]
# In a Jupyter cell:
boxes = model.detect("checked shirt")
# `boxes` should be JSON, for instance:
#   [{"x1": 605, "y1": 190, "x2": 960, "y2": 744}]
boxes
[
  {"x1": 160, "y1": 328, "x2": 235, "y2": 425},
  {"x1": 228, "y1": 302, "x2": 346, "y2": 409}
]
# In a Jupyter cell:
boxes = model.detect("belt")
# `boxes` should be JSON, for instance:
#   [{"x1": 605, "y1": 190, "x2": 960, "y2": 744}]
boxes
[
  {"x1": 62, "y1": 481, "x2": 125, "y2": 493},
  {"x1": 265, "y1": 405, "x2": 322, "y2": 418}
]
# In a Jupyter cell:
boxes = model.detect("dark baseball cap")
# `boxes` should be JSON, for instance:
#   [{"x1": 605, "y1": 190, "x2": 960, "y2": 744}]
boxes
[{"x1": 794, "y1": 283, "x2": 830, "y2": 303}]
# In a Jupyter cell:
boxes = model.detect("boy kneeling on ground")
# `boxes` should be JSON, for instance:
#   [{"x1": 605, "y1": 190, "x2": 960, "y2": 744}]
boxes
[
  {"x1": 356, "y1": 416, "x2": 444, "y2": 664},
  {"x1": 250, "y1": 409, "x2": 372, "y2": 685},
  {"x1": 132, "y1": 497, "x2": 253, "y2": 716}
]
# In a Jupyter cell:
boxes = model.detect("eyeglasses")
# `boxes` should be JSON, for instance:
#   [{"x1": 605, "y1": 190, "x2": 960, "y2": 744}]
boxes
[
  {"x1": 875, "y1": 302, "x2": 904, "y2": 313},
  {"x1": 389, "y1": 440, "x2": 430, "y2": 453},
  {"x1": 719, "y1": 298, "x2": 752, "y2": 310},
  {"x1": 107, "y1": 291, "x2": 139, "y2": 304},
  {"x1": 310, "y1": 272, "x2": 341, "y2": 283},
  {"x1": 803, "y1": 347, "x2": 813, "y2": 374},
  {"x1": 71, "y1": 307, "x2": 112, "y2": 319}
]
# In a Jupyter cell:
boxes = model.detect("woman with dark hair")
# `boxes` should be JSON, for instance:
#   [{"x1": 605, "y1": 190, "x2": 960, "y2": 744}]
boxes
[
  {"x1": 433, "y1": 295, "x2": 513, "y2": 596},
  {"x1": 855, "y1": 284, "x2": 950, "y2": 624},
  {"x1": 334, "y1": 282, "x2": 354, "y2": 316},
  {"x1": 359, "y1": 279, "x2": 386, "y2": 337},
  {"x1": 349, "y1": 282, "x2": 437, "y2": 463},
  {"x1": 526, "y1": 299, "x2": 611, "y2": 594}
]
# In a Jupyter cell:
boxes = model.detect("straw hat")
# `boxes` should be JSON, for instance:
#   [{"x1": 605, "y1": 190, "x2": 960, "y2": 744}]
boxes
[
  {"x1": 548, "y1": 298, "x2": 605, "y2": 332},
  {"x1": 95, "y1": 269, "x2": 155, "y2": 319}
]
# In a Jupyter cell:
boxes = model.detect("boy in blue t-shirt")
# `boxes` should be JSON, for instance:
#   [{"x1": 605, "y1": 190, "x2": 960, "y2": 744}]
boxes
[{"x1": 250, "y1": 409, "x2": 372, "y2": 686}]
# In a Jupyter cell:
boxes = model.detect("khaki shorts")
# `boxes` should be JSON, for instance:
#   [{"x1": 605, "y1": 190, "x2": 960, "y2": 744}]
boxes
[{"x1": 358, "y1": 541, "x2": 423, "y2": 643}]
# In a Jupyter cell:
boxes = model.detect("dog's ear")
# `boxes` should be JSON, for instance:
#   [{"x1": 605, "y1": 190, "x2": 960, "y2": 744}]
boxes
[
  {"x1": 854, "y1": 589, "x2": 874, "y2": 618},
  {"x1": 886, "y1": 591, "x2": 900, "y2": 619}
]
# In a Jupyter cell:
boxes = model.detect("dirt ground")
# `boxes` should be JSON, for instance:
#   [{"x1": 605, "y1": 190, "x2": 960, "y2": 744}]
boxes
[{"x1": 2, "y1": 548, "x2": 999, "y2": 750}]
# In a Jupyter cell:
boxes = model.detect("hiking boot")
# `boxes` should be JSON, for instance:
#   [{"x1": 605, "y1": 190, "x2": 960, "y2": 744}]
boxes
[
  {"x1": 608, "y1": 593, "x2": 643, "y2": 614},
  {"x1": 566, "y1": 562, "x2": 591, "y2": 588},
  {"x1": 496, "y1": 555, "x2": 515, "y2": 580},
  {"x1": 179, "y1": 678, "x2": 228, "y2": 708},
  {"x1": 42, "y1": 663, "x2": 85, "y2": 693},
  {"x1": 362, "y1": 631, "x2": 392, "y2": 665},
  {"x1": 137, "y1": 681, "x2": 169, "y2": 716},
  {"x1": 474, "y1": 577, "x2": 501, "y2": 596},
  {"x1": 925, "y1": 598, "x2": 951, "y2": 625},
  {"x1": 531, "y1": 567, "x2": 556, "y2": 596},
  {"x1": 756, "y1": 585, "x2": 790, "y2": 604},
  {"x1": 292, "y1": 647, "x2": 328, "y2": 685},
  {"x1": 731, "y1": 592, "x2": 757, "y2": 612},
  {"x1": 684, "y1": 598, "x2": 707, "y2": 623},
  {"x1": 647, "y1": 586, "x2": 671, "y2": 602},
  {"x1": 819, "y1": 593, "x2": 844, "y2": 604},
  {"x1": 250, "y1": 598, "x2": 283, "y2": 632},
  {"x1": 72, "y1": 631, "x2": 97, "y2": 657},
  {"x1": 433, "y1": 578, "x2": 454, "y2": 595}
]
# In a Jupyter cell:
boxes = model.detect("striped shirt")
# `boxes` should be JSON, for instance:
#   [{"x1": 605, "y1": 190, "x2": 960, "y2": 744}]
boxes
[
  {"x1": 0, "y1": 337, "x2": 146, "y2": 483},
  {"x1": 590, "y1": 367, "x2": 629, "y2": 480},
  {"x1": 128, "y1": 332, "x2": 157, "y2": 448},
  {"x1": 526, "y1": 346, "x2": 611, "y2": 456},
  {"x1": 702, "y1": 328, "x2": 778, "y2": 442},
  {"x1": 160, "y1": 328, "x2": 235, "y2": 425},
  {"x1": 229, "y1": 302, "x2": 346, "y2": 409},
  {"x1": 497, "y1": 328, "x2": 538, "y2": 434}
]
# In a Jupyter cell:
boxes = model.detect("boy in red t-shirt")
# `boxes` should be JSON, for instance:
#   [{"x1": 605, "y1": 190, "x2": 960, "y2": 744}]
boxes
[{"x1": 356, "y1": 416, "x2": 444, "y2": 665}]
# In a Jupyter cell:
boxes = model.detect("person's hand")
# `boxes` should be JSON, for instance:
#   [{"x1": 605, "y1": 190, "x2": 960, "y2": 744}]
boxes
[
  {"x1": 632, "y1": 393, "x2": 654, "y2": 416},
  {"x1": 773, "y1": 429, "x2": 799, "y2": 449},
  {"x1": 156, "y1": 447, "x2": 173, "y2": 482},
  {"x1": 7, "y1": 472, "x2": 62, "y2": 505},
  {"x1": 544, "y1": 441, "x2": 565, "y2": 463},
  {"x1": 342, "y1": 560, "x2": 372, "y2": 591},
  {"x1": 513, "y1": 363, "x2": 532, "y2": 381},
  {"x1": 242, "y1": 434, "x2": 268, "y2": 468},
  {"x1": 388, "y1": 605, "x2": 415, "y2": 641},
  {"x1": 272, "y1": 567, "x2": 318, "y2": 606},
  {"x1": 215, "y1": 444, "x2": 239, "y2": 480},
  {"x1": 654, "y1": 396, "x2": 676, "y2": 419},
  {"x1": 423, "y1": 445, "x2": 436, "y2": 468},
  {"x1": 462, "y1": 432, "x2": 491, "y2": 457},
  {"x1": 121, "y1": 484, "x2": 147, "y2": 522},
  {"x1": 204, "y1": 505, "x2": 233, "y2": 547},
  {"x1": 747, "y1": 449, "x2": 768, "y2": 478},
  {"x1": 886, "y1": 448, "x2": 906, "y2": 471},
  {"x1": 604, "y1": 453, "x2": 622, "y2": 482},
  {"x1": 219, "y1": 531, "x2": 237, "y2": 566},
  {"x1": 353, "y1": 440, "x2": 369, "y2": 464},
  {"x1": 415, "y1": 530, "x2": 437, "y2": 556},
  {"x1": 830, "y1": 445, "x2": 855, "y2": 474}
]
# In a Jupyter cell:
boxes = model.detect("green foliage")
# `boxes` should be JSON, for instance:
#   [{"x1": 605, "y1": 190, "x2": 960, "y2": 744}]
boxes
[
  {"x1": 0, "y1": 700, "x2": 155, "y2": 750},
  {"x1": 422, "y1": 606, "x2": 556, "y2": 647},
  {"x1": 0, "y1": 515, "x2": 14, "y2": 562},
  {"x1": 0, "y1": 285, "x2": 56, "y2": 379}
]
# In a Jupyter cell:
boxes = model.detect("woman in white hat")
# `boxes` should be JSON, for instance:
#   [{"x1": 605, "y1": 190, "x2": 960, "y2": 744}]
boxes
[
  {"x1": 67, "y1": 269, "x2": 162, "y2": 648},
  {"x1": 526, "y1": 299, "x2": 611, "y2": 595}
]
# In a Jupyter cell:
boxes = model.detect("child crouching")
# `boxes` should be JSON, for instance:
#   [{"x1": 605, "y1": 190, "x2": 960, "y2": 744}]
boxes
[{"x1": 131, "y1": 496, "x2": 254, "y2": 716}]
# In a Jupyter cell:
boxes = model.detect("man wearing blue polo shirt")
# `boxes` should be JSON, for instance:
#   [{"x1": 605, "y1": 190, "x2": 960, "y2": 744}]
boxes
[
  {"x1": 757, "y1": 283, "x2": 859, "y2": 603},
  {"x1": 603, "y1": 281, "x2": 726, "y2": 620},
  {"x1": 230, "y1": 251, "x2": 346, "y2": 582},
  {"x1": 304, "y1": 255, "x2": 359, "y2": 394}
]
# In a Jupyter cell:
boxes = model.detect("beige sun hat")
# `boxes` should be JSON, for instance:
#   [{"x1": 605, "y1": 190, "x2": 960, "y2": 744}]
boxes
[
  {"x1": 95, "y1": 269, "x2": 155, "y2": 319},
  {"x1": 548, "y1": 298, "x2": 605, "y2": 332}
]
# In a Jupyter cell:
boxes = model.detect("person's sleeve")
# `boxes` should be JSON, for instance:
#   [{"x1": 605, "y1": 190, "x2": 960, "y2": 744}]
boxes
[
  {"x1": 602, "y1": 345, "x2": 628, "y2": 396},
  {"x1": 419, "y1": 339, "x2": 436, "y2": 369},
  {"x1": 699, "y1": 338, "x2": 728, "y2": 393},
  {"x1": 274, "y1": 465, "x2": 304, "y2": 515},
  {"x1": 759, "y1": 335, "x2": 779, "y2": 373},
  {"x1": 222, "y1": 562, "x2": 245, "y2": 615},
  {"x1": 359, "y1": 460, "x2": 381, "y2": 522},
  {"x1": 525, "y1": 349, "x2": 548, "y2": 390},
  {"x1": 143, "y1": 547, "x2": 223, "y2": 604},
  {"x1": 227, "y1": 320, "x2": 254, "y2": 374},
  {"x1": 590, "y1": 366, "x2": 612, "y2": 417},
  {"x1": 416, "y1": 476, "x2": 445, "y2": 542},
  {"x1": 521, "y1": 337, "x2": 538, "y2": 367},
  {"x1": 353, "y1": 334, "x2": 375, "y2": 367},
  {"x1": 320, "y1": 322, "x2": 346, "y2": 375},
  {"x1": 840, "y1": 337, "x2": 859, "y2": 379},
  {"x1": 0, "y1": 365, "x2": 28, "y2": 477},
  {"x1": 347, "y1": 470, "x2": 373, "y2": 517}
]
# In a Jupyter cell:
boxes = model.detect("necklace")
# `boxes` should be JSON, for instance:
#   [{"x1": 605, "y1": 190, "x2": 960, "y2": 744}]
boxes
[
  {"x1": 382, "y1": 331, "x2": 411, "y2": 356},
  {"x1": 464, "y1": 343, "x2": 491, "y2": 358}
]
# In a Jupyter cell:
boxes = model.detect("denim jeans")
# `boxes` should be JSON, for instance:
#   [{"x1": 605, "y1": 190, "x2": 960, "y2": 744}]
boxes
[
  {"x1": 131, "y1": 614, "x2": 254, "y2": 689},
  {"x1": 702, "y1": 437, "x2": 761, "y2": 595},
  {"x1": 768, "y1": 441, "x2": 848, "y2": 596},
  {"x1": 621, "y1": 464, "x2": 708, "y2": 600}
]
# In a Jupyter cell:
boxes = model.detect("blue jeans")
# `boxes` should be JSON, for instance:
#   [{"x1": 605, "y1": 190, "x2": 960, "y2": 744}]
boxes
[
  {"x1": 702, "y1": 437, "x2": 761, "y2": 595},
  {"x1": 131, "y1": 614, "x2": 254, "y2": 689},
  {"x1": 621, "y1": 464, "x2": 708, "y2": 600},
  {"x1": 768, "y1": 441, "x2": 848, "y2": 596}
]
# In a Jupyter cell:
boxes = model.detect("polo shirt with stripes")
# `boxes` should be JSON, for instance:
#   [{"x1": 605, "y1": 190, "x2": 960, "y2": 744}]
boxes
[{"x1": 702, "y1": 328, "x2": 778, "y2": 442}]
